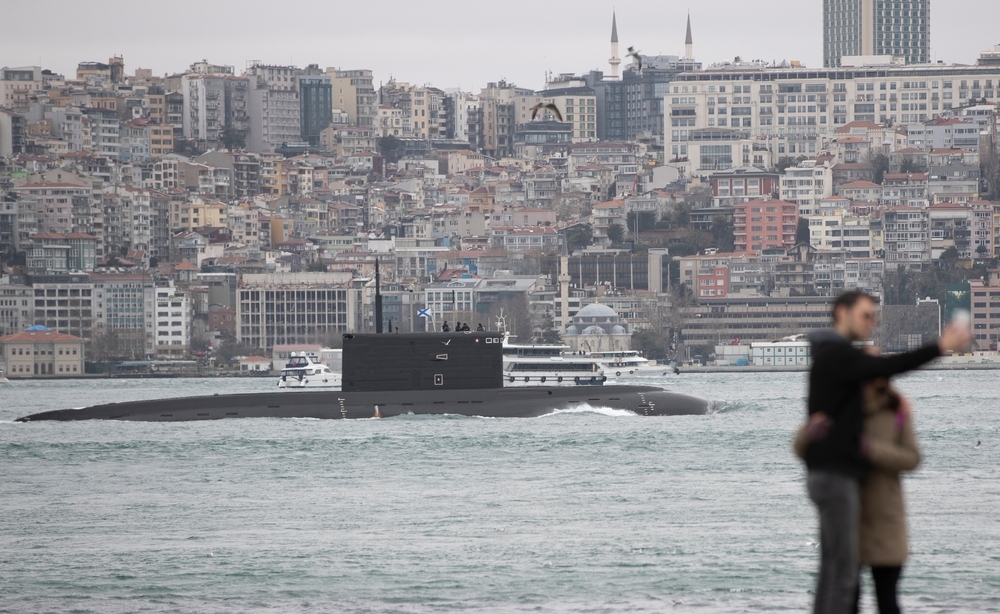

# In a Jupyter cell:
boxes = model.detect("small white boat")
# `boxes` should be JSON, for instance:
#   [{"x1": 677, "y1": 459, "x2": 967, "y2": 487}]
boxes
[
  {"x1": 589, "y1": 350, "x2": 657, "y2": 377},
  {"x1": 277, "y1": 353, "x2": 342, "y2": 389},
  {"x1": 0, "y1": 369, "x2": 9, "y2": 384}
]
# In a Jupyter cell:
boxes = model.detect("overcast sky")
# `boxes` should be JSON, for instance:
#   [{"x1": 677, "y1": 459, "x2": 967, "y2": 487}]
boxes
[{"x1": 3, "y1": 0, "x2": 999, "y2": 92}]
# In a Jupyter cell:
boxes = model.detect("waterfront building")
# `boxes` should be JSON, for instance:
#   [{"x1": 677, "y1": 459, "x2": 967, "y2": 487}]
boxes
[
  {"x1": 679, "y1": 296, "x2": 834, "y2": 349},
  {"x1": 0, "y1": 326, "x2": 85, "y2": 377},
  {"x1": 236, "y1": 273, "x2": 358, "y2": 351}
]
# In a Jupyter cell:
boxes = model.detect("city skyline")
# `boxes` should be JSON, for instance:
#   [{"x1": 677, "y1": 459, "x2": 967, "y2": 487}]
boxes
[{"x1": 3, "y1": 0, "x2": 1000, "y2": 91}]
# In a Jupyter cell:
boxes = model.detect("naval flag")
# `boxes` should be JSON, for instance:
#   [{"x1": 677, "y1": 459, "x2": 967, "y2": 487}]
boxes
[{"x1": 417, "y1": 308, "x2": 432, "y2": 319}]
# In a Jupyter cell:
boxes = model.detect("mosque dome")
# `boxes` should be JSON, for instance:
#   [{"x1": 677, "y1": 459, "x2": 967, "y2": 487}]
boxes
[
  {"x1": 565, "y1": 325, "x2": 580, "y2": 335},
  {"x1": 574, "y1": 303, "x2": 618, "y2": 323},
  {"x1": 582, "y1": 325, "x2": 606, "y2": 335},
  {"x1": 611, "y1": 325, "x2": 627, "y2": 334}
]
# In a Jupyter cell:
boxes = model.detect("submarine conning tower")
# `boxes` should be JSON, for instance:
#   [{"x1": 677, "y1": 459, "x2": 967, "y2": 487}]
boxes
[{"x1": 342, "y1": 332, "x2": 504, "y2": 392}]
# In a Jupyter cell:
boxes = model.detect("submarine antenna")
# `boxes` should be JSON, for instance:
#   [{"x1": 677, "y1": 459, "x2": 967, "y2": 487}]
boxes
[{"x1": 375, "y1": 258, "x2": 384, "y2": 333}]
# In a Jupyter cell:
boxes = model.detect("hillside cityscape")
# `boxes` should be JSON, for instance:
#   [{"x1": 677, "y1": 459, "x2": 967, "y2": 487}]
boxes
[{"x1": 3, "y1": 6, "x2": 1000, "y2": 375}]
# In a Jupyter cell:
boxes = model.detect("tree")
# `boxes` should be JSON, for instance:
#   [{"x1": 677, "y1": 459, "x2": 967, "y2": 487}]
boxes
[
  {"x1": 775, "y1": 156, "x2": 806, "y2": 173},
  {"x1": 307, "y1": 261, "x2": 329, "y2": 272},
  {"x1": 710, "y1": 215, "x2": 735, "y2": 252},
  {"x1": 564, "y1": 224, "x2": 593, "y2": 252},
  {"x1": 796, "y1": 218, "x2": 811, "y2": 245},
  {"x1": 899, "y1": 156, "x2": 927, "y2": 174},
  {"x1": 665, "y1": 201, "x2": 691, "y2": 229},
  {"x1": 377, "y1": 135, "x2": 403, "y2": 163},
  {"x1": 221, "y1": 126, "x2": 246, "y2": 150},
  {"x1": 976, "y1": 244, "x2": 989, "y2": 259},
  {"x1": 626, "y1": 211, "x2": 657, "y2": 236},
  {"x1": 535, "y1": 313, "x2": 563, "y2": 345},
  {"x1": 939, "y1": 246, "x2": 960, "y2": 270},
  {"x1": 606, "y1": 223, "x2": 625, "y2": 245},
  {"x1": 866, "y1": 151, "x2": 890, "y2": 184}
]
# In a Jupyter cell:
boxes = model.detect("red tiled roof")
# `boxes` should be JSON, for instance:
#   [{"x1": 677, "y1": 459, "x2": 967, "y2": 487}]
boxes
[{"x1": 0, "y1": 330, "x2": 84, "y2": 343}]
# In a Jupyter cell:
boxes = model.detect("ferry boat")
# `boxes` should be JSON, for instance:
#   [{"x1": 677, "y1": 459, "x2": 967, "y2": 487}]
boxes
[
  {"x1": 502, "y1": 339, "x2": 606, "y2": 386},
  {"x1": 277, "y1": 353, "x2": 342, "y2": 389}
]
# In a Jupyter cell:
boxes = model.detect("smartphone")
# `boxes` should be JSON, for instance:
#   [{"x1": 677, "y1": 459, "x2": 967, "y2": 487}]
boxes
[{"x1": 951, "y1": 309, "x2": 971, "y2": 329}]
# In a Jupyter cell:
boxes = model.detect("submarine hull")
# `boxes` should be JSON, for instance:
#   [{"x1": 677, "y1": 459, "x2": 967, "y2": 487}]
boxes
[{"x1": 15, "y1": 386, "x2": 710, "y2": 422}]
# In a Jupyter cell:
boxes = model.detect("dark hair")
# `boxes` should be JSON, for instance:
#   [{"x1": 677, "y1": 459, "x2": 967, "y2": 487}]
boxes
[{"x1": 831, "y1": 290, "x2": 877, "y2": 321}]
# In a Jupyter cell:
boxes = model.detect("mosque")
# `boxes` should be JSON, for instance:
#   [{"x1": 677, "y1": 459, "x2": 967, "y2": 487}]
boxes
[{"x1": 563, "y1": 302, "x2": 632, "y2": 353}]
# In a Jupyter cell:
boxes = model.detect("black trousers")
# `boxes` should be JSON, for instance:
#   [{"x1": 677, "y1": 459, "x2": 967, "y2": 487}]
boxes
[{"x1": 853, "y1": 565, "x2": 903, "y2": 614}]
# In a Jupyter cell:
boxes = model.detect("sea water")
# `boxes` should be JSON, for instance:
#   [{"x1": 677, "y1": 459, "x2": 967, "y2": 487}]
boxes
[{"x1": 1, "y1": 371, "x2": 998, "y2": 612}]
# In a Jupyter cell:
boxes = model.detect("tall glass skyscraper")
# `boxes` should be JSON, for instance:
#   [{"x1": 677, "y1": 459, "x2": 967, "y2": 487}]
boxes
[{"x1": 824, "y1": 0, "x2": 929, "y2": 68}]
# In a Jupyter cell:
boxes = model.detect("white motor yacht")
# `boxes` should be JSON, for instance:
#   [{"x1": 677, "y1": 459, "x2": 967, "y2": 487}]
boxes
[
  {"x1": 588, "y1": 350, "x2": 656, "y2": 376},
  {"x1": 277, "y1": 353, "x2": 342, "y2": 389}
]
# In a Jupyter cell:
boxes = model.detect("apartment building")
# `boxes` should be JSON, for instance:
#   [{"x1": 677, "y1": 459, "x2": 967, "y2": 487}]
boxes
[
  {"x1": 779, "y1": 162, "x2": 833, "y2": 216},
  {"x1": 181, "y1": 73, "x2": 249, "y2": 147},
  {"x1": 882, "y1": 206, "x2": 930, "y2": 268},
  {"x1": 30, "y1": 274, "x2": 95, "y2": 342},
  {"x1": 153, "y1": 283, "x2": 191, "y2": 358},
  {"x1": 246, "y1": 64, "x2": 302, "y2": 152},
  {"x1": 907, "y1": 116, "x2": 982, "y2": 151},
  {"x1": 327, "y1": 68, "x2": 377, "y2": 127},
  {"x1": 0, "y1": 283, "x2": 33, "y2": 336},
  {"x1": 664, "y1": 55, "x2": 1000, "y2": 155},
  {"x1": 733, "y1": 198, "x2": 798, "y2": 254},
  {"x1": 27, "y1": 233, "x2": 97, "y2": 273},
  {"x1": 539, "y1": 83, "x2": 598, "y2": 142},
  {"x1": 808, "y1": 213, "x2": 875, "y2": 258}
]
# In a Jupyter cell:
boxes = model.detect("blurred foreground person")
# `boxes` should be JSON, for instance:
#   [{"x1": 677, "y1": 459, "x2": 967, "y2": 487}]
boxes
[
  {"x1": 796, "y1": 379, "x2": 921, "y2": 613},
  {"x1": 802, "y1": 290, "x2": 969, "y2": 614}
]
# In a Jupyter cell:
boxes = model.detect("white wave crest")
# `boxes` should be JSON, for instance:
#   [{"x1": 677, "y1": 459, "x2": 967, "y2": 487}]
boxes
[{"x1": 543, "y1": 403, "x2": 639, "y2": 418}]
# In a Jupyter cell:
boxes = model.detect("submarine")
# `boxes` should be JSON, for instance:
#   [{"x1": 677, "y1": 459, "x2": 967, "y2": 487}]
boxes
[{"x1": 15, "y1": 331, "x2": 712, "y2": 422}]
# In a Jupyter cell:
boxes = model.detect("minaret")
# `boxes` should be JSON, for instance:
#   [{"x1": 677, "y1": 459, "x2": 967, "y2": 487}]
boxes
[
  {"x1": 685, "y1": 12, "x2": 694, "y2": 60},
  {"x1": 559, "y1": 240, "x2": 571, "y2": 332},
  {"x1": 609, "y1": 12, "x2": 621, "y2": 80}
]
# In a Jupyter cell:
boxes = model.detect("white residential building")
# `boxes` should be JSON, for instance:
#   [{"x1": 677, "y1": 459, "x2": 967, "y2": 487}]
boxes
[
  {"x1": 154, "y1": 283, "x2": 191, "y2": 358},
  {"x1": 664, "y1": 54, "x2": 1000, "y2": 158},
  {"x1": 780, "y1": 162, "x2": 833, "y2": 216}
]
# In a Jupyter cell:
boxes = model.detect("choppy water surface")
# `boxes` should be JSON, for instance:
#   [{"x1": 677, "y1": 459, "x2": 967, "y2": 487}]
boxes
[{"x1": 2, "y1": 371, "x2": 998, "y2": 613}]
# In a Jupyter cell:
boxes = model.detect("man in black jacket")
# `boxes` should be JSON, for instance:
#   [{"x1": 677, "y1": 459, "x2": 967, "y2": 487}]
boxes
[{"x1": 804, "y1": 290, "x2": 969, "y2": 614}]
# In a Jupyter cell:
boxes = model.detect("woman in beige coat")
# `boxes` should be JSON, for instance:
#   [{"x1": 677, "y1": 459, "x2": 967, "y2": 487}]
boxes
[{"x1": 796, "y1": 379, "x2": 921, "y2": 614}]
